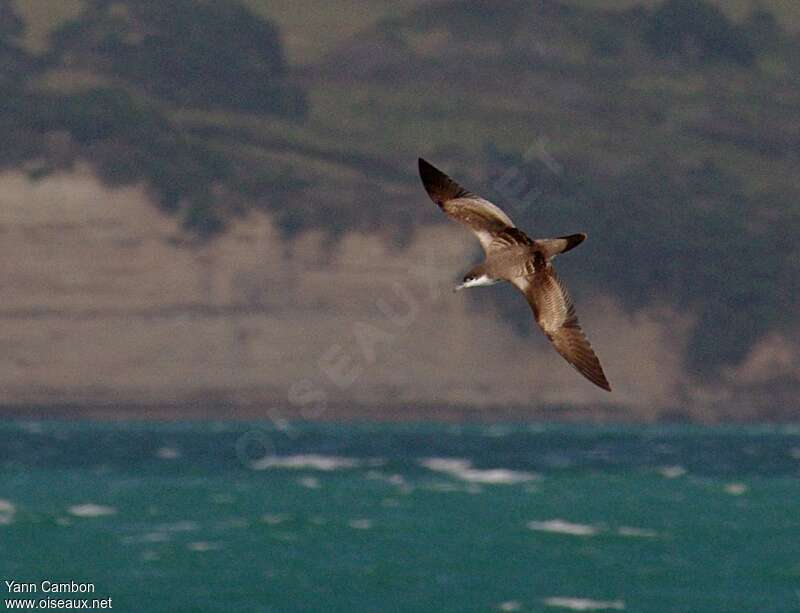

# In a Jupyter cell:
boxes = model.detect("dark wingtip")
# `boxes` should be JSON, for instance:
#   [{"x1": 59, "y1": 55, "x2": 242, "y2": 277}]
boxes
[
  {"x1": 585, "y1": 370, "x2": 611, "y2": 392},
  {"x1": 590, "y1": 362, "x2": 611, "y2": 392},
  {"x1": 417, "y1": 157, "x2": 441, "y2": 190},
  {"x1": 595, "y1": 365, "x2": 611, "y2": 392},
  {"x1": 417, "y1": 158, "x2": 470, "y2": 204}
]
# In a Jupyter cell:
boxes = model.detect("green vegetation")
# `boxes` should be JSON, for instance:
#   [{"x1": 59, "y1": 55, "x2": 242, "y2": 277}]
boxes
[
  {"x1": 1, "y1": 0, "x2": 307, "y2": 236},
  {"x1": 644, "y1": 0, "x2": 756, "y2": 64},
  {"x1": 49, "y1": 0, "x2": 306, "y2": 117}
]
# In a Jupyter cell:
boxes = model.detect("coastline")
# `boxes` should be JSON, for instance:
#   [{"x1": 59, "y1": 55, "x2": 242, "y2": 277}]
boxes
[{"x1": 0, "y1": 399, "x2": 794, "y2": 424}]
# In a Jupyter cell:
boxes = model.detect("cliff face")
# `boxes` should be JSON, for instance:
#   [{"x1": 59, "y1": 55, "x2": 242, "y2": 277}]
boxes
[
  {"x1": 0, "y1": 169, "x2": 471, "y2": 412},
  {"x1": 0, "y1": 168, "x2": 741, "y2": 421},
  {"x1": 0, "y1": 169, "x2": 308, "y2": 408}
]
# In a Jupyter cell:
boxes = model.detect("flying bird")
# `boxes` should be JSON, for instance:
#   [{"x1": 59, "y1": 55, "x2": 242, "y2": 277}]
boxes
[{"x1": 418, "y1": 158, "x2": 611, "y2": 391}]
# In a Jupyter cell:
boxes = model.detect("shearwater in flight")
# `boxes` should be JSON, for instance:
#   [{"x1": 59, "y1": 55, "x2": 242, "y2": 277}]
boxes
[{"x1": 418, "y1": 158, "x2": 611, "y2": 391}]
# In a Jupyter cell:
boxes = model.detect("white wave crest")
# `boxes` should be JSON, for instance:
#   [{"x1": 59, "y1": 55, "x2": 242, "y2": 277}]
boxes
[
  {"x1": 420, "y1": 458, "x2": 537, "y2": 484},
  {"x1": 0, "y1": 499, "x2": 16, "y2": 525},
  {"x1": 543, "y1": 596, "x2": 625, "y2": 610},
  {"x1": 724, "y1": 482, "x2": 748, "y2": 495},
  {"x1": 298, "y1": 476, "x2": 321, "y2": 489},
  {"x1": 155, "y1": 447, "x2": 181, "y2": 460},
  {"x1": 527, "y1": 519, "x2": 599, "y2": 536},
  {"x1": 187, "y1": 541, "x2": 221, "y2": 552},
  {"x1": 658, "y1": 465, "x2": 686, "y2": 479},
  {"x1": 249, "y1": 454, "x2": 361, "y2": 471},
  {"x1": 68, "y1": 503, "x2": 117, "y2": 517}
]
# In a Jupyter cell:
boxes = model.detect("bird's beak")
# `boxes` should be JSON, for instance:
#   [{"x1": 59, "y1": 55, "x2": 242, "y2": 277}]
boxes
[{"x1": 453, "y1": 283, "x2": 466, "y2": 292}]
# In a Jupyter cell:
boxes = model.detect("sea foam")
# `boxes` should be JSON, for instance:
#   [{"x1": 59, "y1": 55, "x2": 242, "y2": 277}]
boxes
[
  {"x1": 658, "y1": 465, "x2": 686, "y2": 479},
  {"x1": 68, "y1": 503, "x2": 117, "y2": 518},
  {"x1": 298, "y1": 476, "x2": 321, "y2": 489},
  {"x1": 187, "y1": 541, "x2": 221, "y2": 552},
  {"x1": 250, "y1": 454, "x2": 360, "y2": 471},
  {"x1": 543, "y1": 596, "x2": 625, "y2": 610},
  {"x1": 527, "y1": 519, "x2": 599, "y2": 536},
  {"x1": 420, "y1": 458, "x2": 537, "y2": 484},
  {"x1": 724, "y1": 482, "x2": 748, "y2": 495},
  {"x1": 0, "y1": 499, "x2": 16, "y2": 525},
  {"x1": 155, "y1": 446, "x2": 181, "y2": 460}
]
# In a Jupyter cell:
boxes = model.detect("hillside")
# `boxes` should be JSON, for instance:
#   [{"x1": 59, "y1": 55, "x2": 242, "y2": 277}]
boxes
[{"x1": 1, "y1": 0, "x2": 798, "y2": 419}]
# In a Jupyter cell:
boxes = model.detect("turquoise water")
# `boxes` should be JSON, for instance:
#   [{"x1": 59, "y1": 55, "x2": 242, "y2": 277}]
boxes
[{"x1": 1, "y1": 420, "x2": 800, "y2": 612}]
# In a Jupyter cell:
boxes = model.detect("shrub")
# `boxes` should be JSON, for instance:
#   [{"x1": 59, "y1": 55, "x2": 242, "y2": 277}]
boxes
[
  {"x1": 49, "y1": 0, "x2": 307, "y2": 118},
  {"x1": 645, "y1": 0, "x2": 755, "y2": 65}
]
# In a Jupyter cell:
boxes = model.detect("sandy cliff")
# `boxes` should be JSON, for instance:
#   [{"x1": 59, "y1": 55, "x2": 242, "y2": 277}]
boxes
[{"x1": 1, "y1": 169, "x2": 780, "y2": 421}]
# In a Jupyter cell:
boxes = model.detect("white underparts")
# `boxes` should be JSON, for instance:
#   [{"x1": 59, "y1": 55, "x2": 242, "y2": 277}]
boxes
[{"x1": 456, "y1": 275, "x2": 498, "y2": 290}]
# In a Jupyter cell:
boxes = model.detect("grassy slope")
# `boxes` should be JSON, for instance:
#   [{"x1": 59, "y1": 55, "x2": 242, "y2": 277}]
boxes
[
  {"x1": 15, "y1": 0, "x2": 800, "y2": 57},
  {"x1": 14, "y1": 0, "x2": 800, "y2": 167},
  {"x1": 32, "y1": 0, "x2": 800, "y2": 64},
  {"x1": 575, "y1": 0, "x2": 800, "y2": 29},
  {"x1": 242, "y1": 0, "x2": 425, "y2": 65},
  {"x1": 11, "y1": 0, "x2": 84, "y2": 52}
]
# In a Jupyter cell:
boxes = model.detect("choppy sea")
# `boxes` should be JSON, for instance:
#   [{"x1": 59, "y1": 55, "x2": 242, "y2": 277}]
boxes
[{"x1": 1, "y1": 420, "x2": 800, "y2": 612}]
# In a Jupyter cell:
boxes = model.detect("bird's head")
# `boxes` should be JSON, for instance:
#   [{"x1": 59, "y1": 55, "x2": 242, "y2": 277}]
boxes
[{"x1": 454, "y1": 273, "x2": 497, "y2": 292}]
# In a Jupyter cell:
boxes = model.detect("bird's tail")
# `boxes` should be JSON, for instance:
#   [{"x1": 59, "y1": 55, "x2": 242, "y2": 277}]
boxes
[{"x1": 539, "y1": 233, "x2": 586, "y2": 258}]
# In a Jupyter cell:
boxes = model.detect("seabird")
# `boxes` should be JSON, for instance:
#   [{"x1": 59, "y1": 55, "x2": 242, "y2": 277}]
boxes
[{"x1": 418, "y1": 158, "x2": 611, "y2": 391}]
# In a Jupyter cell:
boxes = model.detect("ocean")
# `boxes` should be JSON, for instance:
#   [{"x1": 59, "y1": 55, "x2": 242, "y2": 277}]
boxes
[{"x1": 1, "y1": 420, "x2": 799, "y2": 612}]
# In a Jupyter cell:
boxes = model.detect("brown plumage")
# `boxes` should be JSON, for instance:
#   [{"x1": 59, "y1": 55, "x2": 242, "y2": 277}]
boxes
[{"x1": 418, "y1": 157, "x2": 611, "y2": 392}]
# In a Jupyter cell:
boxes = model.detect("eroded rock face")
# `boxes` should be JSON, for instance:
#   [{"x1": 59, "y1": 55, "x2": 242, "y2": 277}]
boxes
[{"x1": 0, "y1": 168, "x2": 717, "y2": 420}]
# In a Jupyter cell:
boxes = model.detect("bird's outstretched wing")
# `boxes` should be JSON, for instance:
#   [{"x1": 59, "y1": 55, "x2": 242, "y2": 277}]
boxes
[
  {"x1": 512, "y1": 267, "x2": 611, "y2": 391},
  {"x1": 418, "y1": 158, "x2": 518, "y2": 253}
]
